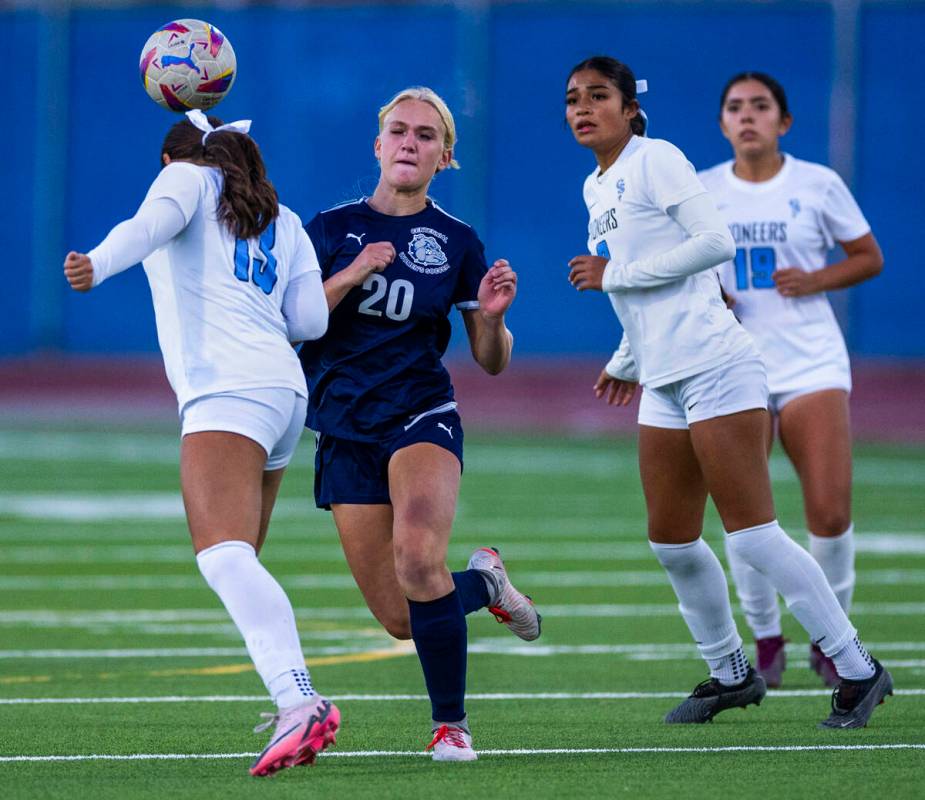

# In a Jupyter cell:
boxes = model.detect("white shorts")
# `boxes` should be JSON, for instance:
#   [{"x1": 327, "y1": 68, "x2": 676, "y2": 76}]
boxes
[
  {"x1": 180, "y1": 388, "x2": 308, "y2": 470},
  {"x1": 768, "y1": 379, "x2": 851, "y2": 416},
  {"x1": 638, "y1": 357, "x2": 768, "y2": 430}
]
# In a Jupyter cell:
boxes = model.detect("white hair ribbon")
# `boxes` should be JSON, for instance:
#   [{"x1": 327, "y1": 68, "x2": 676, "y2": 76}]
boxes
[
  {"x1": 185, "y1": 109, "x2": 252, "y2": 145},
  {"x1": 636, "y1": 79, "x2": 648, "y2": 95}
]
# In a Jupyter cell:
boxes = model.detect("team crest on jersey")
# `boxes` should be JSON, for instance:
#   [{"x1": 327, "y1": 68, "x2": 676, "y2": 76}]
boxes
[
  {"x1": 399, "y1": 227, "x2": 451, "y2": 275},
  {"x1": 789, "y1": 198, "x2": 801, "y2": 218},
  {"x1": 616, "y1": 178, "x2": 626, "y2": 201}
]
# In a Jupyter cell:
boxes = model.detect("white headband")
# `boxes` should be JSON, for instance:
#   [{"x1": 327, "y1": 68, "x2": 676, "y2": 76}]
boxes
[{"x1": 185, "y1": 109, "x2": 252, "y2": 145}]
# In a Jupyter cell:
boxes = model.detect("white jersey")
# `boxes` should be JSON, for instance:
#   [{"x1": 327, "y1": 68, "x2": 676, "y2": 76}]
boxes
[
  {"x1": 698, "y1": 155, "x2": 870, "y2": 393},
  {"x1": 583, "y1": 136, "x2": 755, "y2": 387},
  {"x1": 132, "y1": 162, "x2": 317, "y2": 410}
]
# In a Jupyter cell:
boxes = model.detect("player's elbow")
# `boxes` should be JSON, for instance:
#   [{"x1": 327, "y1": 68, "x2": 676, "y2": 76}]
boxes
[{"x1": 289, "y1": 312, "x2": 328, "y2": 344}]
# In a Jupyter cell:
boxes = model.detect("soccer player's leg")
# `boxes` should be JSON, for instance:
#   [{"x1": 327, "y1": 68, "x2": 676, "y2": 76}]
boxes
[
  {"x1": 182, "y1": 392, "x2": 338, "y2": 775},
  {"x1": 779, "y1": 388, "x2": 854, "y2": 687},
  {"x1": 638, "y1": 416, "x2": 763, "y2": 724},
  {"x1": 389, "y1": 441, "x2": 476, "y2": 761},
  {"x1": 692, "y1": 404, "x2": 891, "y2": 728}
]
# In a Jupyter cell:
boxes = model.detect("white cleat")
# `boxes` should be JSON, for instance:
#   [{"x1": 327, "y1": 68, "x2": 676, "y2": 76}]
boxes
[
  {"x1": 426, "y1": 724, "x2": 477, "y2": 762},
  {"x1": 467, "y1": 546, "x2": 542, "y2": 641}
]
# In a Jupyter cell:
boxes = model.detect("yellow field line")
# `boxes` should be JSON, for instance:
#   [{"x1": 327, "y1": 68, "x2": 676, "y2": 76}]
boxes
[{"x1": 147, "y1": 642, "x2": 417, "y2": 678}]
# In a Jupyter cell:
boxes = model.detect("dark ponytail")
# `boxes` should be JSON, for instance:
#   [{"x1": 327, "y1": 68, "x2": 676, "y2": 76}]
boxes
[
  {"x1": 567, "y1": 55, "x2": 646, "y2": 135},
  {"x1": 160, "y1": 117, "x2": 278, "y2": 240}
]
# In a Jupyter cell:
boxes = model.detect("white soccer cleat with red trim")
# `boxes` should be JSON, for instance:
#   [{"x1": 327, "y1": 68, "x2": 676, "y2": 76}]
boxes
[
  {"x1": 467, "y1": 546, "x2": 542, "y2": 641},
  {"x1": 426, "y1": 724, "x2": 477, "y2": 762}
]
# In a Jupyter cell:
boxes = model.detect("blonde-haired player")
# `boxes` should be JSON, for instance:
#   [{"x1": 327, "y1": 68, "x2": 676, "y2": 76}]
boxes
[
  {"x1": 63, "y1": 111, "x2": 337, "y2": 777},
  {"x1": 699, "y1": 71, "x2": 884, "y2": 688},
  {"x1": 298, "y1": 86, "x2": 539, "y2": 761}
]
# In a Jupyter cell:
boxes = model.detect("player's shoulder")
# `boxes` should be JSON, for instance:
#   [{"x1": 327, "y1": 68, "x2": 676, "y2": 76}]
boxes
[
  {"x1": 696, "y1": 159, "x2": 733, "y2": 187},
  {"x1": 276, "y1": 203, "x2": 308, "y2": 237},
  {"x1": 427, "y1": 199, "x2": 478, "y2": 239},
  {"x1": 636, "y1": 136, "x2": 690, "y2": 165},
  {"x1": 152, "y1": 161, "x2": 210, "y2": 192},
  {"x1": 785, "y1": 155, "x2": 845, "y2": 191}
]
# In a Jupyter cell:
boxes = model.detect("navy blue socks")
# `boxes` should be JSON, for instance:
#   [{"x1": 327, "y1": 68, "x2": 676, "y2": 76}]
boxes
[
  {"x1": 451, "y1": 569, "x2": 491, "y2": 614},
  {"x1": 408, "y1": 589, "x2": 468, "y2": 722}
]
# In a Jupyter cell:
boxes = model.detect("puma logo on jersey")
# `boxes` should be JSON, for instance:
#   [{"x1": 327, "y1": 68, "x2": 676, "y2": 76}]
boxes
[
  {"x1": 437, "y1": 422, "x2": 453, "y2": 439},
  {"x1": 346, "y1": 232, "x2": 366, "y2": 245}
]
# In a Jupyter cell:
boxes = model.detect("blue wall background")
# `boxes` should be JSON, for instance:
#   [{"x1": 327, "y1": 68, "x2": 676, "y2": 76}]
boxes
[{"x1": 2, "y1": 1, "x2": 922, "y2": 358}]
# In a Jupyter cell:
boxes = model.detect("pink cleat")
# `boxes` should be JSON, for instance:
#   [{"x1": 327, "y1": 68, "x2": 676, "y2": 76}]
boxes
[
  {"x1": 755, "y1": 635, "x2": 788, "y2": 689},
  {"x1": 250, "y1": 695, "x2": 340, "y2": 777},
  {"x1": 810, "y1": 643, "x2": 840, "y2": 688}
]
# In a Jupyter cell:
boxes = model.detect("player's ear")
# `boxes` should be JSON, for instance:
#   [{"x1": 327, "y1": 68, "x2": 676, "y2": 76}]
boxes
[
  {"x1": 162, "y1": 153, "x2": 172, "y2": 167},
  {"x1": 374, "y1": 136, "x2": 382, "y2": 162}
]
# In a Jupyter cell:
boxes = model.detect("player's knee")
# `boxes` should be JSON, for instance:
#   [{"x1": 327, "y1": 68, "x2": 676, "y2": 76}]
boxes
[
  {"x1": 807, "y1": 509, "x2": 851, "y2": 538},
  {"x1": 393, "y1": 544, "x2": 442, "y2": 595},
  {"x1": 379, "y1": 614, "x2": 412, "y2": 640}
]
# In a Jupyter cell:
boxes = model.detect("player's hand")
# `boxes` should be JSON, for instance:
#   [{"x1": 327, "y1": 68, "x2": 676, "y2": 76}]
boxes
[
  {"x1": 347, "y1": 242, "x2": 395, "y2": 284},
  {"x1": 64, "y1": 251, "x2": 94, "y2": 293},
  {"x1": 568, "y1": 255, "x2": 608, "y2": 292},
  {"x1": 593, "y1": 369, "x2": 637, "y2": 406},
  {"x1": 478, "y1": 259, "x2": 517, "y2": 319},
  {"x1": 773, "y1": 267, "x2": 819, "y2": 298}
]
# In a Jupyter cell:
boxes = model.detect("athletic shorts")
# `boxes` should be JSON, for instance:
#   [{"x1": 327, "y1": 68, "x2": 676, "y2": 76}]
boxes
[
  {"x1": 768, "y1": 378, "x2": 851, "y2": 416},
  {"x1": 637, "y1": 356, "x2": 768, "y2": 430},
  {"x1": 313, "y1": 408, "x2": 464, "y2": 509},
  {"x1": 180, "y1": 388, "x2": 308, "y2": 470}
]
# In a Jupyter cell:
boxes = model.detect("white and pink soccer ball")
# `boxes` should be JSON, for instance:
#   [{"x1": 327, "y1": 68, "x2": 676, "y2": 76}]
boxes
[{"x1": 139, "y1": 19, "x2": 237, "y2": 112}]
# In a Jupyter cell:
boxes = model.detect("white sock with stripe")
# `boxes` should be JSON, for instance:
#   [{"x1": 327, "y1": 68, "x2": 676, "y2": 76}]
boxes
[
  {"x1": 650, "y1": 538, "x2": 745, "y2": 684},
  {"x1": 196, "y1": 540, "x2": 316, "y2": 709}
]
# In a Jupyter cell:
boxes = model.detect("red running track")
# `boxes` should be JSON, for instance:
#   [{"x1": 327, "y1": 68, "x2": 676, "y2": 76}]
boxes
[{"x1": 0, "y1": 356, "x2": 923, "y2": 442}]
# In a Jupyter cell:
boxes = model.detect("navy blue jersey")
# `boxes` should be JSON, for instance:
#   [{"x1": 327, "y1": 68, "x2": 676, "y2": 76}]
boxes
[{"x1": 299, "y1": 198, "x2": 487, "y2": 441}]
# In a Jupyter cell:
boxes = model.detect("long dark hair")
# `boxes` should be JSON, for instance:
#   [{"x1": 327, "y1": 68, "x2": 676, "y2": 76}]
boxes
[
  {"x1": 567, "y1": 56, "x2": 646, "y2": 136},
  {"x1": 719, "y1": 72, "x2": 791, "y2": 119},
  {"x1": 160, "y1": 116, "x2": 278, "y2": 240}
]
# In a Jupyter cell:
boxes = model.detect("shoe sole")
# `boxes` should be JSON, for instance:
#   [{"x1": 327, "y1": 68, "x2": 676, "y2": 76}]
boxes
[{"x1": 250, "y1": 701, "x2": 341, "y2": 777}]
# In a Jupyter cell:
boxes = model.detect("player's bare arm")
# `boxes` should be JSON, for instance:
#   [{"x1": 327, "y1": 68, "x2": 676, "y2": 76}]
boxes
[
  {"x1": 323, "y1": 241, "x2": 396, "y2": 310},
  {"x1": 463, "y1": 259, "x2": 516, "y2": 375},
  {"x1": 773, "y1": 233, "x2": 883, "y2": 298}
]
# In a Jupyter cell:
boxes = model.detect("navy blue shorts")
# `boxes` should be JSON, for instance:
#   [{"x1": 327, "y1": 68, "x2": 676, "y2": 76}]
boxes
[{"x1": 313, "y1": 410, "x2": 464, "y2": 509}]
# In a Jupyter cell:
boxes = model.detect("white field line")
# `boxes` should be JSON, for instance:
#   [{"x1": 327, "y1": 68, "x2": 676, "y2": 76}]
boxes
[
  {"x1": 2, "y1": 567, "x2": 924, "y2": 592},
  {"x1": 4, "y1": 641, "x2": 925, "y2": 661},
  {"x1": 3, "y1": 743, "x2": 925, "y2": 763},
  {"x1": 3, "y1": 602, "x2": 925, "y2": 628},
  {"x1": 3, "y1": 534, "x2": 925, "y2": 565},
  {"x1": 2, "y1": 689, "x2": 925, "y2": 705}
]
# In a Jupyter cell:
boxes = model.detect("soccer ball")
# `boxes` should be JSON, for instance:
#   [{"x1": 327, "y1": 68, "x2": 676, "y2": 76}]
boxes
[{"x1": 139, "y1": 19, "x2": 237, "y2": 112}]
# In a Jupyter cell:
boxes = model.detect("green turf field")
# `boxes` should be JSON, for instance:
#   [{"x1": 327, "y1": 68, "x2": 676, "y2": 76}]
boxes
[{"x1": 1, "y1": 424, "x2": 923, "y2": 798}]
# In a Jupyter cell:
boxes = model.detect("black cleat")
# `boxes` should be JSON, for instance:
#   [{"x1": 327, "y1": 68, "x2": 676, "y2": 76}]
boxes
[
  {"x1": 819, "y1": 659, "x2": 893, "y2": 729},
  {"x1": 664, "y1": 667, "x2": 767, "y2": 724}
]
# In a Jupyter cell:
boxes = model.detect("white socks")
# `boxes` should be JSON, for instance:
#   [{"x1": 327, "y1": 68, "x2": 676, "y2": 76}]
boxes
[
  {"x1": 650, "y1": 539, "x2": 744, "y2": 683},
  {"x1": 725, "y1": 524, "x2": 856, "y2": 640},
  {"x1": 196, "y1": 540, "x2": 316, "y2": 709},
  {"x1": 725, "y1": 521, "x2": 857, "y2": 658},
  {"x1": 809, "y1": 524, "x2": 856, "y2": 612},
  {"x1": 724, "y1": 536, "x2": 782, "y2": 639}
]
